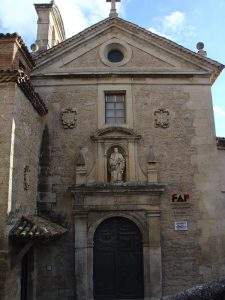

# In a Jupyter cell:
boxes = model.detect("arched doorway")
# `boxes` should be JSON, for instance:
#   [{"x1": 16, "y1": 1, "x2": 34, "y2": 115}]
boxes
[{"x1": 93, "y1": 217, "x2": 144, "y2": 300}]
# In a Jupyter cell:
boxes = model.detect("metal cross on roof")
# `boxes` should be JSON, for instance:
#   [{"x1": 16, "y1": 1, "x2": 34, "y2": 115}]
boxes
[{"x1": 106, "y1": 0, "x2": 121, "y2": 18}]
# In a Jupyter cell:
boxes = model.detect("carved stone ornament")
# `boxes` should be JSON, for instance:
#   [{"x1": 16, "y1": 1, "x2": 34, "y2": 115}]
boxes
[
  {"x1": 75, "y1": 149, "x2": 87, "y2": 185},
  {"x1": 154, "y1": 108, "x2": 170, "y2": 129},
  {"x1": 61, "y1": 108, "x2": 77, "y2": 129},
  {"x1": 24, "y1": 165, "x2": 30, "y2": 191}
]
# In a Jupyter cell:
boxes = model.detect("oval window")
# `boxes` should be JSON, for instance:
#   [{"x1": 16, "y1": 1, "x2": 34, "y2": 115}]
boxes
[{"x1": 107, "y1": 49, "x2": 124, "y2": 63}]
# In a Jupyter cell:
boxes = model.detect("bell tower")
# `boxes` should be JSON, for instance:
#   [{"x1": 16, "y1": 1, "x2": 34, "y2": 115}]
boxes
[{"x1": 33, "y1": 0, "x2": 65, "y2": 51}]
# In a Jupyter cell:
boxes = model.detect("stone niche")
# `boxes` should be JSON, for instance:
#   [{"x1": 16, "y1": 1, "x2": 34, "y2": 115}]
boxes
[
  {"x1": 90, "y1": 127, "x2": 142, "y2": 183},
  {"x1": 70, "y1": 127, "x2": 165, "y2": 300}
]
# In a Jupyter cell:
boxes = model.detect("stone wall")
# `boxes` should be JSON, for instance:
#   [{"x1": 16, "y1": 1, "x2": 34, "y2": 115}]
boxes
[
  {"x1": 35, "y1": 233, "x2": 76, "y2": 300},
  {"x1": 133, "y1": 82, "x2": 219, "y2": 293},
  {"x1": 9, "y1": 86, "x2": 43, "y2": 218},
  {"x1": 218, "y1": 149, "x2": 225, "y2": 193},
  {"x1": 0, "y1": 83, "x2": 15, "y2": 248},
  {"x1": 33, "y1": 83, "x2": 97, "y2": 299},
  {"x1": 0, "y1": 82, "x2": 15, "y2": 300},
  {"x1": 36, "y1": 83, "x2": 98, "y2": 189},
  {"x1": 211, "y1": 147, "x2": 225, "y2": 280},
  {"x1": 0, "y1": 82, "x2": 43, "y2": 300}
]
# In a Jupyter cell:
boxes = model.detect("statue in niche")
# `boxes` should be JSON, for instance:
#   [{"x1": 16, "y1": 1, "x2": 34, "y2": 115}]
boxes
[{"x1": 109, "y1": 148, "x2": 126, "y2": 182}]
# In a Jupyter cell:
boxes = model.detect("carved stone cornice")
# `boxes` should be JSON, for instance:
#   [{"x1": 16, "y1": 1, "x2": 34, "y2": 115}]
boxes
[
  {"x1": 69, "y1": 182, "x2": 165, "y2": 196},
  {"x1": 31, "y1": 70, "x2": 209, "y2": 80}
]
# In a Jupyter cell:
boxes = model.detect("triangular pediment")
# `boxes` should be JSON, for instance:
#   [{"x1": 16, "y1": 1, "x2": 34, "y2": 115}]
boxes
[
  {"x1": 59, "y1": 42, "x2": 175, "y2": 71},
  {"x1": 32, "y1": 17, "x2": 223, "y2": 82}
]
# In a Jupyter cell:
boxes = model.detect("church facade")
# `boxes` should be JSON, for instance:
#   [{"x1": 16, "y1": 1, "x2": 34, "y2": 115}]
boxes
[{"x1": 0, "y1": 1, "x2": 225, "y2": 299}]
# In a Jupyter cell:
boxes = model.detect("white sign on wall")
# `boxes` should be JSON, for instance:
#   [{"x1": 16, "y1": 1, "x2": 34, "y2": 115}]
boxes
[{"x1": 175, "y1": 221, "x2": 188, "y2": 231}]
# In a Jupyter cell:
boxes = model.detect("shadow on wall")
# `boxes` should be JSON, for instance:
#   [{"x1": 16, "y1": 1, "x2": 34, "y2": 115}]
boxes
[
  {"x1": 163, "y1": 277, "x2": 225, "y2": 300},
  {"x1": 36, "y1": 125, "x2": 68, "y2": 227},
  {"x1": 37, "y1": 125, "x2": 51, "y2": 212}
]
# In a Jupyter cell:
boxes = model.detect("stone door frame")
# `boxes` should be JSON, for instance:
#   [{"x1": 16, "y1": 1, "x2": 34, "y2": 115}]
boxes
[{"x1": 74, "y1": 210, "x2": 162, "y2": 300}]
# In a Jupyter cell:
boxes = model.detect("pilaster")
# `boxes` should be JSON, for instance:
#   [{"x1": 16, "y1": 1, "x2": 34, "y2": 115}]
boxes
[
  {"x1": 147, "y1": 211, "x2": 162, "y2": 299},
  {"x1": 74, "y1": 212, "x2": 89, "y2": 300}
]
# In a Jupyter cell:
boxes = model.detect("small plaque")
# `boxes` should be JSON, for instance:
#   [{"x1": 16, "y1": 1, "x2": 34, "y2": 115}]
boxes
[
  {"x1": 175, "y1": 221, "x2": 188, "y2": 231},
  {"x1": 46, "y1": 265, "x2": 52, "y2": 271}
]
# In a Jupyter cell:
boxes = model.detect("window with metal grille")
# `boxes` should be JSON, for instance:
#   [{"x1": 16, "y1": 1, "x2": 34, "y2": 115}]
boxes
[{"x1": 105, "y1": 92, "x2": 126, "y2": 125}]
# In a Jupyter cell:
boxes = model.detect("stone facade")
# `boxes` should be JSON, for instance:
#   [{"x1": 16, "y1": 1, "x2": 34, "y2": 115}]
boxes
[{"x1": 0, "y1": 3, "x2": 225, "y2": 300}]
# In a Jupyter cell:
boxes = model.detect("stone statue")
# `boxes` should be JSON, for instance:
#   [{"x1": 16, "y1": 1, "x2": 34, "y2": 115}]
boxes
[{"x1": 109, "y1": 148, "x2": 125, "y2": 182}]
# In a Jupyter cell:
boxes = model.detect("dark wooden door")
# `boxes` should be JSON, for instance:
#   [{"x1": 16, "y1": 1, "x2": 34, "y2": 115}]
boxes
[
  {"x1": 93, "y1": 217, "x2": 144, "y2": 300},
  {"x1": 21, "y1": 248, "x2": 33, "y2": 300}
]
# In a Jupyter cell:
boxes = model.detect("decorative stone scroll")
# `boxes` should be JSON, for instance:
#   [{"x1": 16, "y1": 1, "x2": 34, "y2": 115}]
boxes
[
  {"x1": 154, "y1": 108, "x2": 170, "y2": 129},
  {"x1": 61, "y1": 108, "x2": 77, "y2": 129},
  {"x1": 24, "y1": 165, "x2": 30, "y2": 191}
]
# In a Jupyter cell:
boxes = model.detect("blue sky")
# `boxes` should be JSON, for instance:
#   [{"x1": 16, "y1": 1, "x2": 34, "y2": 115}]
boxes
[{"x1": 0, "y1": 0, "x2": 224, "y2": 136}]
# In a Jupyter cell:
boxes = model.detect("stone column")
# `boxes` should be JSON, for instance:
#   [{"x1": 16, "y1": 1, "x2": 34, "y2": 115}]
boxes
[
  {"x1": 74, "y1": 212, "x2": 88, "y2": 300},
  {"x1": 147, "y1": 211, "x2": 162, "y2": 299}
]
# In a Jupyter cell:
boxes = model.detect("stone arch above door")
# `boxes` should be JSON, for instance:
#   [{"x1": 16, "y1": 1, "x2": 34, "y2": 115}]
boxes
[{"x1": 88, "y1": 212, "x2": 149, "y2": 246}]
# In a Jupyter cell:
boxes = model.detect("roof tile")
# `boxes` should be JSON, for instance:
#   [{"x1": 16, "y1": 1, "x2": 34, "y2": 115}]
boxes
[{"x1": 10, "y1": 215, "x2": 68, "y2": 240}]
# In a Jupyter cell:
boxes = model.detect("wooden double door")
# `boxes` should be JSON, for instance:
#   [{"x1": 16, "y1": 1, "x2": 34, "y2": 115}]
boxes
[{"x1": 93, "y1": 217, "x2": 144, "y2": 300}]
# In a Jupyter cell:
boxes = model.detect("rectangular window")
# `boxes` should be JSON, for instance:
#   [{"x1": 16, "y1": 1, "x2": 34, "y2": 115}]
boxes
[{"x1": 105, "y1": 92, "x2": 126, "y2": 125}]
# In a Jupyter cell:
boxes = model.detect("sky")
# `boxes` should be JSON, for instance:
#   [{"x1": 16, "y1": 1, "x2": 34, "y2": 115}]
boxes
[{"x1": 0, "y1": 0, "x2": 224, "y2": 136}]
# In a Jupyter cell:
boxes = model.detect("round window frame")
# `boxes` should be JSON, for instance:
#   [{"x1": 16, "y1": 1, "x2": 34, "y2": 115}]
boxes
[{"x1": 99, "y1": 40, "x2": 132, "y2": 67}]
